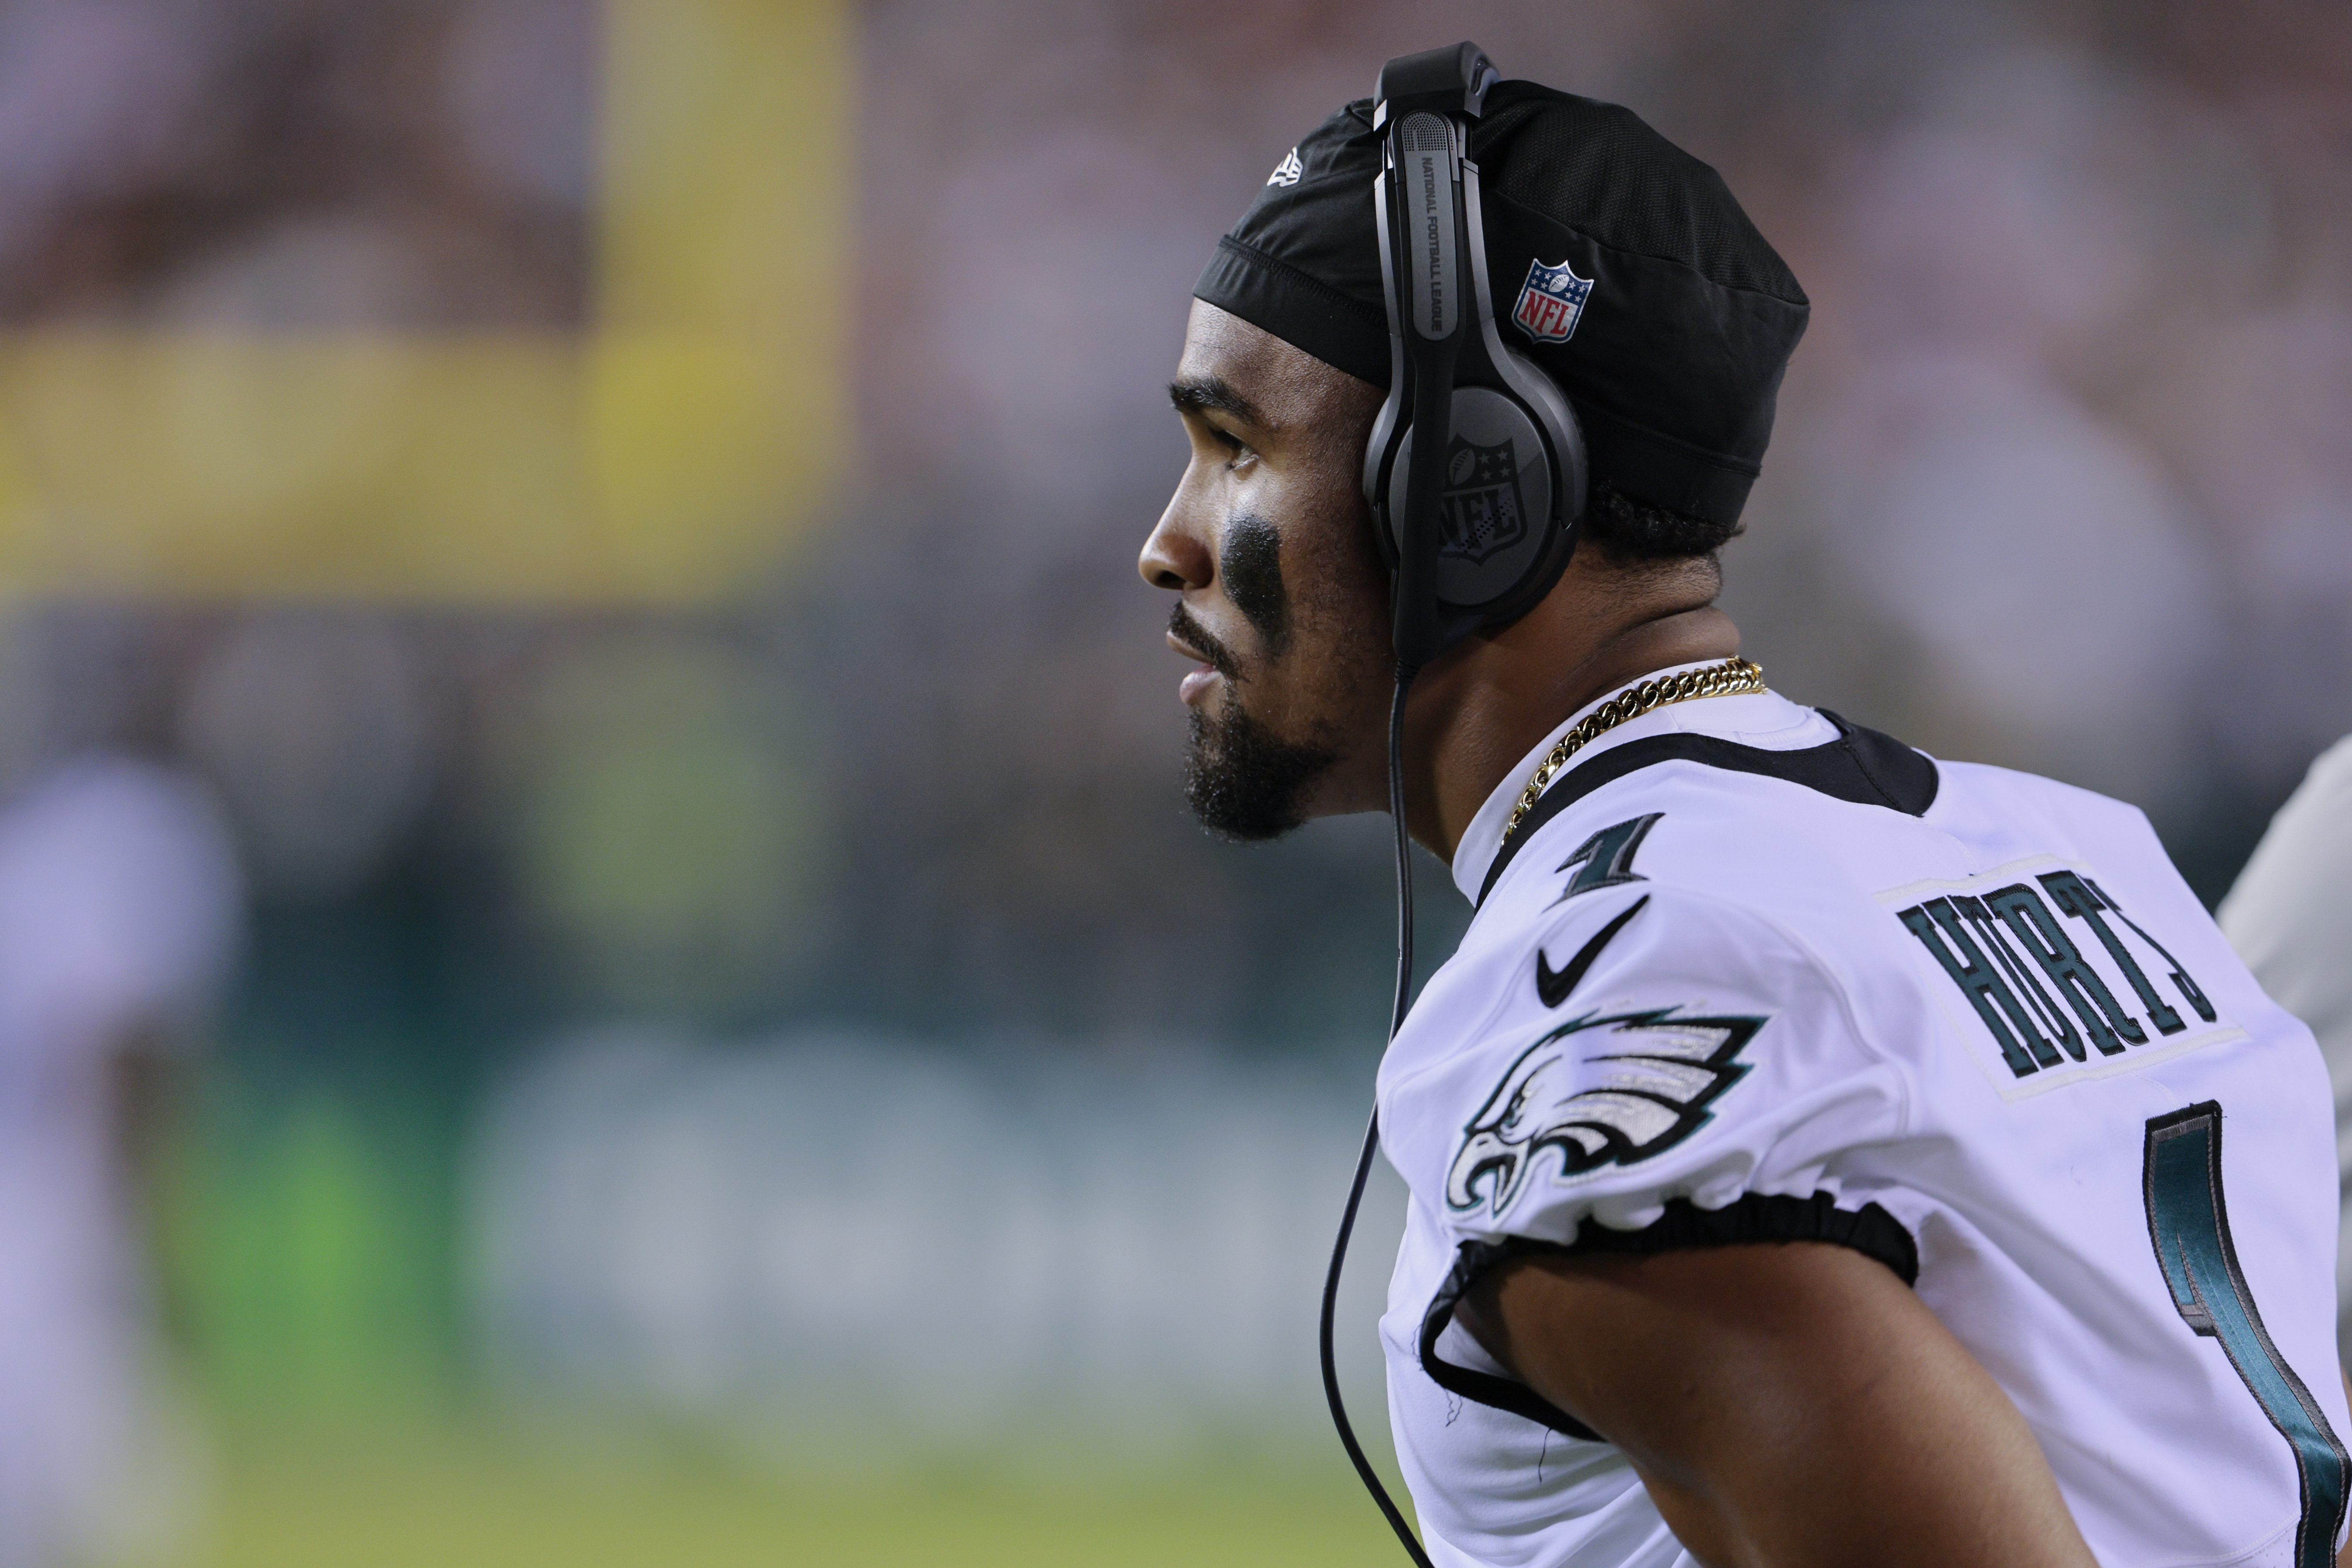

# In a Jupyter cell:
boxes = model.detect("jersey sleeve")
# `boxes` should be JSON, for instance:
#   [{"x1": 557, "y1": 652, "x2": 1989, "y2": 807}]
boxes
[{"x1": 1381, "y1": 882, "x2": 1910, "y2": 1255}]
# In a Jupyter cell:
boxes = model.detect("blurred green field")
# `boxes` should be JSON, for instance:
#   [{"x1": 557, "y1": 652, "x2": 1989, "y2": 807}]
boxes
[
  {"x1": 200, "y1": 1422, "x2": 1406, "y2": 1568},
  {"x1": 160, "y1": 1065, "x2": 1417, "y2": 1567}
]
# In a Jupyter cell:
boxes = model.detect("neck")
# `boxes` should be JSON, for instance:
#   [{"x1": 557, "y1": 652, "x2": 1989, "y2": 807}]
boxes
[{"x1": 1402, "y1": 572, "x2": 1739, "y2": 862}]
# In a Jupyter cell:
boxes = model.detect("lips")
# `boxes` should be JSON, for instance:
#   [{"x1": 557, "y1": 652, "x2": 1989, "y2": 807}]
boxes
[
  {"x1": 1168, "y1": 630, "x2": 1220, "y2": 705},
  {"x1": 1165, "y1": 604, "x2": 1242, "y2": 708}
]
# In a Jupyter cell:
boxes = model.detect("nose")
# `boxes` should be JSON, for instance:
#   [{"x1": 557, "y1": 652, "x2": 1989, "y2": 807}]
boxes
[{"x1": 1139, "y1": 484, "x2": 1214, "y2": 593}]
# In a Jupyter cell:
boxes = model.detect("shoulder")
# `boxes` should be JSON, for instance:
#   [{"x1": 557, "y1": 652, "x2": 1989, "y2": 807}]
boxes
[
  {"x1": 1381, "y1": 878, "x2": 1904, "y2": 1244},
  {"x1": 2219, "y1": 733, "x2": 2352, "y2": 1025},
  {"x1": 1396, "y1": 879, "x2": 1876, "y2": 1108},
  {"x1": 1926, "y1": 757, "x2": 2164, "y2": 846},
  {"x1": 2222, "y1": 734, "x2": 2352, "y2": 920},
  {"x1": 1471, "y1": 702, "x2": 1957, "y2": 917},
  {"x1": 1473, "y1": 744, "x2": 1936, "y2": 964}
]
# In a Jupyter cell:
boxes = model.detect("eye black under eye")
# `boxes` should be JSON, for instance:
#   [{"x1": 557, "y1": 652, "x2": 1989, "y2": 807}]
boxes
[{"x1": 1221, "y1": 514, "x2": 1289, "y2": 653}]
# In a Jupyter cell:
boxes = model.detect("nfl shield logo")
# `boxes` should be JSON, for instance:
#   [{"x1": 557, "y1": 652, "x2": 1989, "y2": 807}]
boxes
[
  {"x1": 1513, "y1": 257, "x2": 1593, "y2": 344},
  {"x1": 1439, "y1": 436, "x2": 1528, "y2": 566}
]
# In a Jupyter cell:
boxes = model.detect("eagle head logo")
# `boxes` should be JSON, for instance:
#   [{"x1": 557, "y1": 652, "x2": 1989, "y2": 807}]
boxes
[{"x1": 1445, "y1": 1008, "x2": 1766, "y2": 1219}]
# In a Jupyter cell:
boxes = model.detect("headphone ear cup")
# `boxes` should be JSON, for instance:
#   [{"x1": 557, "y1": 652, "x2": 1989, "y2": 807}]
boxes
[
  {"x1": 1490, "y1": 334, "x2": 1587, "y2": 539},
  {"x1": 1385, "y1": 382, "x2": 1583, "y2": 630}
]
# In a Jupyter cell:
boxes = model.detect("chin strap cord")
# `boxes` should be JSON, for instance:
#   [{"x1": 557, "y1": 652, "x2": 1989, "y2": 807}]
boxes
[{"x1": 1319, "y1": 665, "x2": 1435, "y2": 1568}]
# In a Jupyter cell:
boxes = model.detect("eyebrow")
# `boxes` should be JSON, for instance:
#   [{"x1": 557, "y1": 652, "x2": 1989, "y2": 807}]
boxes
[{"x1": 1168, "y1": 375, "x2": 1265, "y2": 429}]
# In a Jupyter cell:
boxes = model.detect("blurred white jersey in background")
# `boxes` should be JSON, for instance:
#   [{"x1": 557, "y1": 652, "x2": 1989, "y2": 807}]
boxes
[
  {"x1": 0, "y1": 760, "x2": 241, "y2": 1568},
  {"x1": 2222, "y1": 735, "x2": 2352, "y2": 1368}
]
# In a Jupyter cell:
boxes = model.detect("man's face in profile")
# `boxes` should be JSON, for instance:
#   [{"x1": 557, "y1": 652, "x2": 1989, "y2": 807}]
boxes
[{"x1": 1139, "y1": 300, "x2": 1394, "y2": 840}]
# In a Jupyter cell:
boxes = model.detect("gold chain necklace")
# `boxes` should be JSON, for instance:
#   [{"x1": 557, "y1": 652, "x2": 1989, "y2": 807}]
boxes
[{"x1": 1497, "y1": 657, "x2": 1766, "y2": 848}]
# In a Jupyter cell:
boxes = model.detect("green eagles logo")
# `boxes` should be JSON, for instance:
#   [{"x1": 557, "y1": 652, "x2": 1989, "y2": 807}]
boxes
[{"x1": 1445, "y1": 1008, "x2": 1766, "y2": 1219}]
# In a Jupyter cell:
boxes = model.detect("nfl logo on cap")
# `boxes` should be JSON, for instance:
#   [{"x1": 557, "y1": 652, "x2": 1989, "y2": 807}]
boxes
[{"x1": 1513, "y1": 257, "x2": 1593, "y2": 344}]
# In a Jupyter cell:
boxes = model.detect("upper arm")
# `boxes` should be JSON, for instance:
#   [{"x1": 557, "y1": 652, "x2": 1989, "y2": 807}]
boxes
[
  {"x1": 1385, "y1": 885, "x2": 1909, "y2": 1251},
  {"x1": 1461, "y1": 1240, "x2": 2096, "y2": 1568}
]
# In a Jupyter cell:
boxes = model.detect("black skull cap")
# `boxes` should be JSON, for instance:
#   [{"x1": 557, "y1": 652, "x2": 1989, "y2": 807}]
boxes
[{"x1": 1194, "y1": 82, "x2": 1809, "y2": 527}]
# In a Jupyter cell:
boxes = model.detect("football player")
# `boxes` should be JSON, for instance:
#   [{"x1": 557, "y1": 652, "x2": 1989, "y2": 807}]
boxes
[{"x1": 1141, "y1": 66, "x2": 2348, "y2": 1568}]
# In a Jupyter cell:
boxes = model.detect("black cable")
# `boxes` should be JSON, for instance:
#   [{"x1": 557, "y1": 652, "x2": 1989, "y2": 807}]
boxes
[
  {"x1": 1319, "y1": 665, "x2": 1435, "y2": 1568},
  {"x1": 1382, "y1": 670, "x2": 1420, "y2": 1047}
]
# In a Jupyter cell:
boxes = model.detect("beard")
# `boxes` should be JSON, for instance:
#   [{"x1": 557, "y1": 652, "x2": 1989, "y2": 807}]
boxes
[{"x1": 1183, "y1": 688, "x2": 1339, "y2": 842}]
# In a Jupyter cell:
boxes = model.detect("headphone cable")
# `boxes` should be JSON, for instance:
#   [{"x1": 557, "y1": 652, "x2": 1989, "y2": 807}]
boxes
[{"x1": 1318, "y1": 665, "x2": 1435, "y2": 1568}]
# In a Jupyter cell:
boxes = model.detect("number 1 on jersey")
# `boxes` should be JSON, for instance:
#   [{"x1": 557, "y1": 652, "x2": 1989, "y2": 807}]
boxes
[{"x1": 2144, "y1": 1102, "x2": 2351, "y2": 1568}]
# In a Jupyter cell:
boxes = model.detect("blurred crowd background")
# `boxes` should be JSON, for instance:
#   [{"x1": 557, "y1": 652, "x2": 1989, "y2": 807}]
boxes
[{"x1": 0, "y1": 0, "x2": 2346, "y2": 1563}]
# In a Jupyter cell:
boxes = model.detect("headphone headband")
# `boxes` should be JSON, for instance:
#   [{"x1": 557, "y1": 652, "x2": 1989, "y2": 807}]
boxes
[
  {"x1": 1373, "y1": 41, "x2": 1499, "y2": 125},
  {"x1": 1364, "y1": 42, "x2": 1587, "y2": 675}
]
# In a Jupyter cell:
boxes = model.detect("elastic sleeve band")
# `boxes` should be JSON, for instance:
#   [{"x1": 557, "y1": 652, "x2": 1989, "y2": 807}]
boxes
[{"x1": 1413, "y1": 1192, "x2": 1920, "y2": 1443}]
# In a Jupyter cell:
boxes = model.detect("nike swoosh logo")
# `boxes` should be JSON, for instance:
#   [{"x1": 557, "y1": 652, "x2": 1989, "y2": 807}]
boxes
[{"x1": 1535, "y1": 894, "x2": 1650, "y2": 1008}]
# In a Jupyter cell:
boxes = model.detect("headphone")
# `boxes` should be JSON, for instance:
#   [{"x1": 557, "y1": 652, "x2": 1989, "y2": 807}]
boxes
[
  {"x1": 1322, "y1": 42, "x2": 1587, "y2": 1568},
  {"x1": 1362, "y1": 41, "x2": 1588, "y2": 675}
]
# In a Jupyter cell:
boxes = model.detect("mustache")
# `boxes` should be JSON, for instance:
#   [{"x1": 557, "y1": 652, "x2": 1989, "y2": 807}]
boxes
[{"x1": 1169, "y1": 602, "x2": 1243, "y2": 682}]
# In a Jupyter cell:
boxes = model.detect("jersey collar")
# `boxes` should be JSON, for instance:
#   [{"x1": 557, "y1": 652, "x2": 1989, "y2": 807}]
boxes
[{"x1": 1447, "y1": 667, "x2": 1830, "y2": 906}]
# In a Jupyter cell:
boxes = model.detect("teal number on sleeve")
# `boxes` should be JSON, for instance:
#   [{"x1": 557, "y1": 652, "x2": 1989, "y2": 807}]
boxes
[{"x1": 2144, "y1": 1102, "x2": 2350, "y2": 1568}]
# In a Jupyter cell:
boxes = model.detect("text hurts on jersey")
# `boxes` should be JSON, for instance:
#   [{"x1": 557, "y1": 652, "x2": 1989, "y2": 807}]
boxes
[{"x1": 1892, "y1": 863, "x2": 2228, "y2": 1086}]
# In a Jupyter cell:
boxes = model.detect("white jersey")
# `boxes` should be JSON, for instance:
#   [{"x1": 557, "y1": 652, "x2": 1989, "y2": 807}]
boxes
[
  {"x1": 1377, "y1": 673, "x2": 2348, "y2": 1568},
  {"x1": 2219, "y1": 735, "x2": 2352, "y2": 1367}
]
